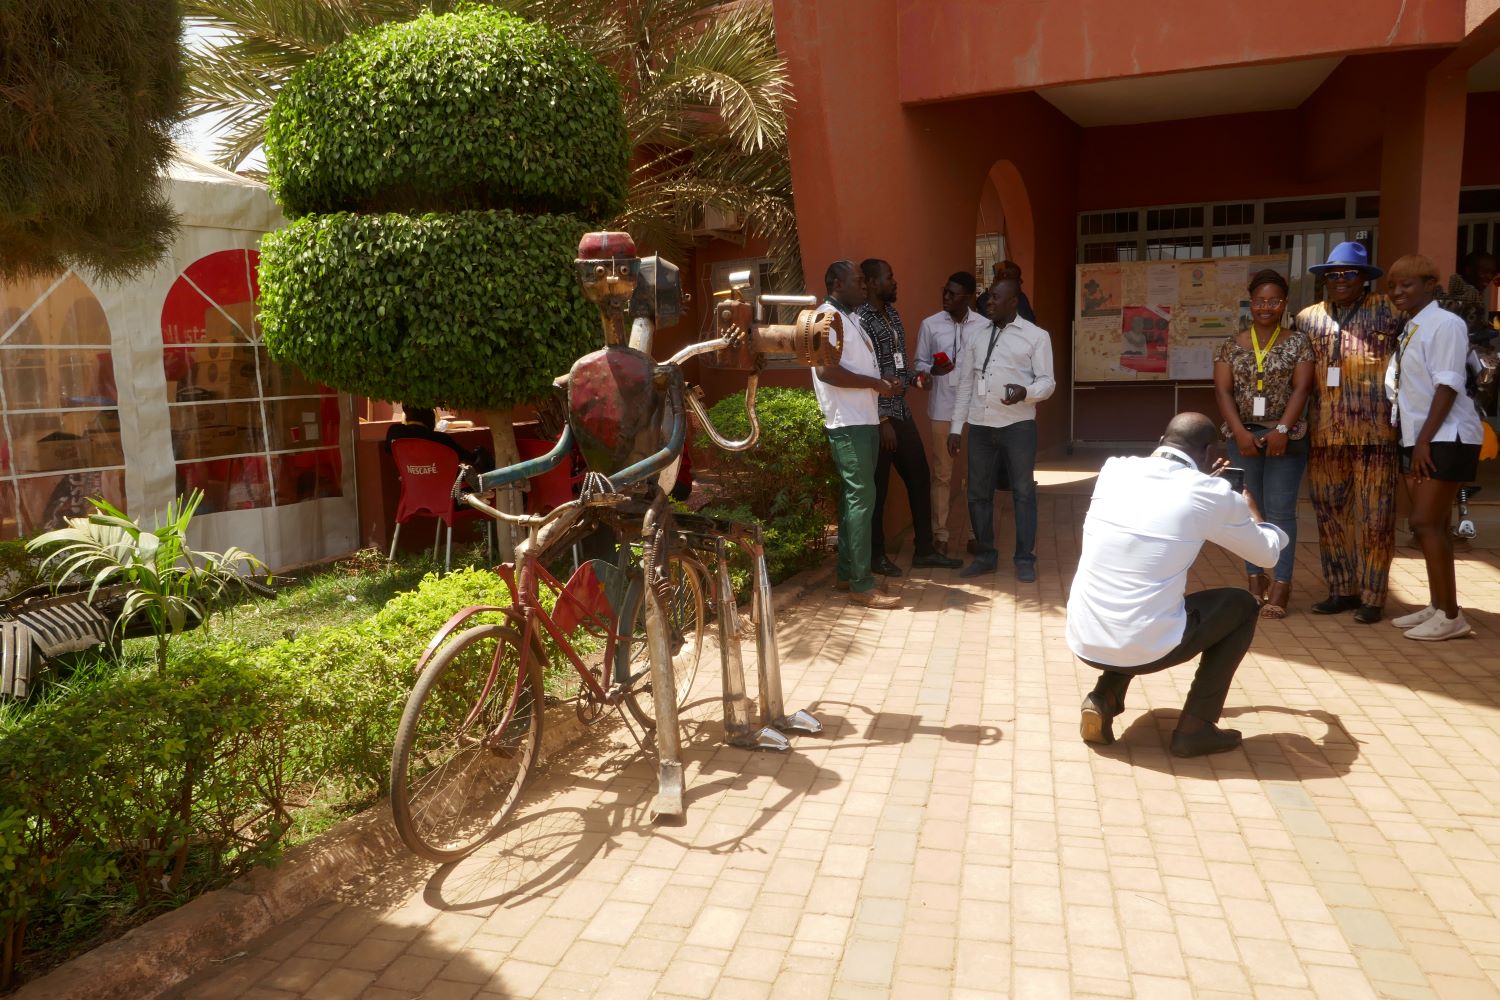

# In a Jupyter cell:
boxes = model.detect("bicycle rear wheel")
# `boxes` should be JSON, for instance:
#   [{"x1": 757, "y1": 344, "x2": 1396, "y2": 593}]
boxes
[
  {"x1": 617, "y1": 553, "x2": 708, "y2": 734},
  {"x1": 390, "y1": 622, "x2": 543, "y2": 862}
]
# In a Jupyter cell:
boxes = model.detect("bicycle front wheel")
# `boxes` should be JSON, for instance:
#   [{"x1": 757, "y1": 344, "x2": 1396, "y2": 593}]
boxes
[
  {"x1": 390, "y1": 623, "x2": 544, "y2": 862},
  {"x1": 617, "y1": 553, "x2": 708, "y2": 734}
]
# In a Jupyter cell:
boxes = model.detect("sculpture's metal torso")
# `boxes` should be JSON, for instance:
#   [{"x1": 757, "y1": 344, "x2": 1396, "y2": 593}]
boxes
[{"x1": 567, "y1": 345, "x2": 665, "y2": 476}]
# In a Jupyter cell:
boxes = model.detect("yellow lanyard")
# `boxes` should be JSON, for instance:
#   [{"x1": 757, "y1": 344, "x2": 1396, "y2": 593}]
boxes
[{"x1": 1250, "y1": 324, "x2": 1280, "y2": 393}]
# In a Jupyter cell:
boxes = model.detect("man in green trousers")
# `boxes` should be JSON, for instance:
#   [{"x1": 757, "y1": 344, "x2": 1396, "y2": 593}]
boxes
[{"x1": 812, "y1": 259, "x2": 902, "y2": 609}]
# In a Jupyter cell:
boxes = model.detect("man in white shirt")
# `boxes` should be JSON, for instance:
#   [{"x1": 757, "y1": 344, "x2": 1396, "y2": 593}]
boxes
[
  {"x1": 916, "y1": 271, "x2": 989, "y2": 555},
  {"x1": 812, "y1": 260, "x2": 901, "y2": 609},
  {"x1": 1066, "y1": 413, "x2": 1288, "y2": 758},
  {"x1": 947, "y1": 277, "x2": 1055, "y2": 582}
]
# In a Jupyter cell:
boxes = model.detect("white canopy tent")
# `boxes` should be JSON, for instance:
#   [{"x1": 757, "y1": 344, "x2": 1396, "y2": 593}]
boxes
[{"x1": 0, "y1": 150, "x2": 358, "y2": 570}]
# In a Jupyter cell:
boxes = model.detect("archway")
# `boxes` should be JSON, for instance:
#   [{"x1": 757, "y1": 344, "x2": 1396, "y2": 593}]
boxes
[{"x1": 975, "y1": 160, "x2": 1036, "y2": 291}]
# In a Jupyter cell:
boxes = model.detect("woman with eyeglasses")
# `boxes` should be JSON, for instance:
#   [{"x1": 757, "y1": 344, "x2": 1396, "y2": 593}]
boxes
[
  {"x1": 1213, "y1": 269, "x2": 1313, "y2": 618},
  {"x1": 1295, "y1": 242, "x2": 1402, "y2": 625}
]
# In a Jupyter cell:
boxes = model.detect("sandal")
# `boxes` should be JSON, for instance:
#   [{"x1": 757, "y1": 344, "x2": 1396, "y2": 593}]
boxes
[
  {"x1": 1261, "y1": 580, "x2": 1290, "y2": 620},
  {"x1": 1247, "y1": 572, "x2": 1269, "y2": 605}
]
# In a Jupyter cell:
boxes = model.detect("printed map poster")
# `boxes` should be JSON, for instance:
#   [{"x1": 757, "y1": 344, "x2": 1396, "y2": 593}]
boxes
[
  {"x1": 1179, "y1": 263, "x2": 1217, "y2": 305},
  {"x1": 1120, "y1": 305, "x2": 1170, "y2": 374},
  {"x1": 1080, "y1": 267, "x2": 1121, "y2": 317}
]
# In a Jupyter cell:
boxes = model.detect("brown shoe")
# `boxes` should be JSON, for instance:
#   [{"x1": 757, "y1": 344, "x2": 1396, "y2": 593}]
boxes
[
  {"x1": 849, "y1": 590, "x2": 900, "y2": 609},
  {"x1": 835, "y1": 579, "x2": 850, "y2": 592}
]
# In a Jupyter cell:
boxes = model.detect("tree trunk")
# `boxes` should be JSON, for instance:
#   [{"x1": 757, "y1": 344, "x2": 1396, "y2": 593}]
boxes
[{"x1": 478, "y1": 408, "x2": 522, "y2": 561}]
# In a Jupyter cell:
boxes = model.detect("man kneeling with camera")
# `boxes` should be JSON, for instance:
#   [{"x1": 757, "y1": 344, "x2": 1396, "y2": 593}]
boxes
[{"x1": 1066, "y1": 413, "x2": 1288, "y2": 758}]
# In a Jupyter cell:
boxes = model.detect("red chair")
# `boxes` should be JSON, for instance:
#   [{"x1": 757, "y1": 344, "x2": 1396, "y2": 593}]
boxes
[
  {"x1": 389, "y1": 438, "x2": 492, "y2": 572},
  {"x1": 516, "y1": 434, "x2": 581, "y2": 514}
]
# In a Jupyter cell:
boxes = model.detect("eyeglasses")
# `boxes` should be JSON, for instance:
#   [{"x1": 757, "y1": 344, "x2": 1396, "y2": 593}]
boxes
[
  {"x1": 1250, "y1": 298, "x2": 1285, "y2": 308},
  {"x1": 1323, "y1": 269, "x2": 1364, "y2": 282}
]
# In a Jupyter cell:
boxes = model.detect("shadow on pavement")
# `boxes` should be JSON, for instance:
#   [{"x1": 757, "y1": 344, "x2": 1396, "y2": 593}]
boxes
[{"x1": 1089, "y1": 704, "x2": 1359, "y2": 779}]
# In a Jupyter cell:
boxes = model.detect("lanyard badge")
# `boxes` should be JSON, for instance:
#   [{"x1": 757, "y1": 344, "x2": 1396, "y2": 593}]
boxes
[{"x1": 1250, "y1": 324, "x2": 1279, "y2": 417}]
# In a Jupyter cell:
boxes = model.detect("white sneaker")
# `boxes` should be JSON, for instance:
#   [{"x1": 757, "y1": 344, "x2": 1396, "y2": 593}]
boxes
[
  {"x1": 1392, "y1": 605, "x2": 1439, "y2": 629},
  {"x1": 1405, "y1": 609, "x2": 1473, "y2": 641}
]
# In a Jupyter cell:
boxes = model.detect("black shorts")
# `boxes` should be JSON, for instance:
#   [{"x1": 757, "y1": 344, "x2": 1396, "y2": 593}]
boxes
[{"x1": 1400, "y1": 440, "x2": 1481, "y2": 482}]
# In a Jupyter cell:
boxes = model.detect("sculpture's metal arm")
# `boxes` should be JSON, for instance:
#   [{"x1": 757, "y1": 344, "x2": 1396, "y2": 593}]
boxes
[
  {"x1": 685, "y1": 374, "x2": 760, "y2": 453},
  {"x1": 477, "y1": 425, "x2": 574, "y2": 491}
]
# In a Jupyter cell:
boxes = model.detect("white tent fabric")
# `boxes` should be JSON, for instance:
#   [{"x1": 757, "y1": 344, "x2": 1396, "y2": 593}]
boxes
[{"x1": 0, "y1": 150, "x2": 358, "y2": 570}]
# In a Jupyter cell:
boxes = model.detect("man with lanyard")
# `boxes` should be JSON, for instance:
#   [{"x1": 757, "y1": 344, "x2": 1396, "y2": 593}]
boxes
[
  {"x1": 1295, "y1": 242, "x2": 1401, "y2": 624},
  {"x1": 812, "y1": 259, "x2": 902, "y2": 609},
  {"x1": 917, "y1": 271, "x2": 990, "y2": 555},
  {"x1": 857, "y1": 259, "x2": 963, "y2": 575},
  {"x1": 948, "y1": 276, "x2": 1055, "y2": 581}
]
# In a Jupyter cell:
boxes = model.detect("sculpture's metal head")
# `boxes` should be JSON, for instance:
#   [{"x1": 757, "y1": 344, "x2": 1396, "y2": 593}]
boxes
[{"x1": 577, "y1": 231, "x2": 641, "y2": 345}]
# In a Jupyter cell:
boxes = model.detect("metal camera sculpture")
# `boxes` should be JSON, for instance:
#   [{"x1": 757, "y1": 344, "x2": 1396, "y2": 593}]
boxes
[{"x1": 466, "y1": 232, "x2": 837, "y2": 818}]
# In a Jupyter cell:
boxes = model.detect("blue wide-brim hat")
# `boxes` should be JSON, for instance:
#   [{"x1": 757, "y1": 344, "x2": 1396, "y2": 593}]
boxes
[{"x1": 1307, "y1": 241, "x2": 1383, "y2": 279}]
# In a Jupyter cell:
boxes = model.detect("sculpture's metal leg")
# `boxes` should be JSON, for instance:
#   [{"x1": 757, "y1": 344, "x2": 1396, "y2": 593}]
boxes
[
  {"x1": 748, "y1": 526, "x2": 821, "y2": 735},
  {"x1": 716, "y1": 539, "x2": 789, "y2": 752},
  {"x1": 642, "y1": 498, "x2": 686, "y2": 819},
  {"x1": 646, "y1": 585, "x2": 685, "y2": 818}
]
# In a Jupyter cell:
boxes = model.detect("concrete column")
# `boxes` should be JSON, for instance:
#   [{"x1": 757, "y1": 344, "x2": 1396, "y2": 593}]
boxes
[{"x1": 1379, "y1": 64, "x2": 1468, "y2": 275}]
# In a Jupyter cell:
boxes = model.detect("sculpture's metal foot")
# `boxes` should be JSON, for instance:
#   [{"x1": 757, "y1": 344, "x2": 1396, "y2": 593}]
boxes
[
  {"x1": 774, "y1": 709, "x2": 823, "y2": 735},
  {"x1": 651, "y1": 760, "x2": 685, "y2": 820},
  {"x1": 727, "y1": 726, "x2": 791, "y2": 751}
]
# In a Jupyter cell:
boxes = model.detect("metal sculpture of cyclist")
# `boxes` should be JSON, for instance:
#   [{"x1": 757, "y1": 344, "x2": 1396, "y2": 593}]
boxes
[{"x1": 469, "y1": 231, "x2": 837, "y2": 819}]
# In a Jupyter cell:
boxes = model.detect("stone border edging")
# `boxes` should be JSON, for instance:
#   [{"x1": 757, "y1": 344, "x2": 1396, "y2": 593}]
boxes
[{"x1": 12, "y1": 557, "x2": 834, "y2": 1000}]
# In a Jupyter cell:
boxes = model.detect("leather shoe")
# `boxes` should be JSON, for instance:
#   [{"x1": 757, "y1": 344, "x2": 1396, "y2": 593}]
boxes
[
  {"x1": 1169, "y1": 724, "x2": 1242, "y2": 758},
  {"x1": 1311, "y1": 594, "x2": 1360, "y2": 615},
  {"x1": 1016, "y1": 563, "x2": 1037, "y2": 583},
  {"x1": 871, "y1": 556, "x2": 904, "y2": 577},
  {"x1": 849, "y1": 589, "x2": 900, "y2": 609},
  {"x1": 958, "y1": 561, "x2": 997, "y2": 578},
  {"x1": 1079, "y1": 693, "x2": 1117, "y2": 745},
  {"x1": 912, "y1": 551, "x2": 963, "y2": 569},
  {"x1": 1352, "y1": 604, "x2": 1383, "y2": 624}
]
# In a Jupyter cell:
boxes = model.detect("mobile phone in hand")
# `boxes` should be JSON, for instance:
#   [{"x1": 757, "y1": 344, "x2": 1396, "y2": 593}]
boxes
[{"x1": 1222, "y1": 466, "x2": 1246, "y2": 493}]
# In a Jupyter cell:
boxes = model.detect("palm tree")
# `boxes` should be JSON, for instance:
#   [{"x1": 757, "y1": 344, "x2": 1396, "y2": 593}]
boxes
[{"x1": 183, "y1": 0, "x2": 801, "y2": 284}]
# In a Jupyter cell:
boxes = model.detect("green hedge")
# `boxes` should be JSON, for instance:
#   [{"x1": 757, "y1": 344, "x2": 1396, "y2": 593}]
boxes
[
  {"x1": 0, "y1": 567, "x2": 522, "y2": 985},
  {"x1": 259, "y1": 210, "x2": 598, "y2": 411},
  {"x1": 696, "y1": 388, "x2": 836, "y2": 583},
  {"x1": 264, "y1": 9, "x2": 628, "y2": 220}
]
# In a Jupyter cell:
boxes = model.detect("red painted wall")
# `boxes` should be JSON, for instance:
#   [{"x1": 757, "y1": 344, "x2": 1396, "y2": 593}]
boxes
[{"x1": 897, "y1": 0, "x2": 1467, "y2": 105}]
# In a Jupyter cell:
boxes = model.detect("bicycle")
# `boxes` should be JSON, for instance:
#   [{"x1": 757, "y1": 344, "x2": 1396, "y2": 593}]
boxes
[{"x1": 388, "y1": 494, "x2": 709, "y2": 862}]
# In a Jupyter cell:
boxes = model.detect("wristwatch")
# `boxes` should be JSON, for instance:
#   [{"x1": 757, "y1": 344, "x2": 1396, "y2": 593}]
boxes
[{"x1": 1274, "y1": 423, "x2": 1290, "y2": 434}]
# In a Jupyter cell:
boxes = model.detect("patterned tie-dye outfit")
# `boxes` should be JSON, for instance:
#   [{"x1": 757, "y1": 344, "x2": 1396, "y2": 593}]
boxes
[{"x1": 1296, "y1": 294, "x2": 1401, "y2": 606}]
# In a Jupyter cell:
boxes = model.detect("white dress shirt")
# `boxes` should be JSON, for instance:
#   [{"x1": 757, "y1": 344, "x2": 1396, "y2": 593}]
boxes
[
  {"x1": 1066, "y1": 447, "x2": 1287, "y2": 667},
  {"x1": 950, "y1": 316, "x2": 1056, "y2": 431},
  {"x1": 916, "y1": 308, "x2": 990, "y2": 422},
  {"x1": 811, "y1": 301, "x2": 880, "y2": 429},
  {"x1": 1384, "y1": 299, "x2": 1485, "y2": 448}
]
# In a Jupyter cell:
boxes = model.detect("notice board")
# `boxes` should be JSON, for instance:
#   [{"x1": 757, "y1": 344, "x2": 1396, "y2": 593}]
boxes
[{"x1": 1073, "y1": 254, "x2": 1291, "y2": 383}]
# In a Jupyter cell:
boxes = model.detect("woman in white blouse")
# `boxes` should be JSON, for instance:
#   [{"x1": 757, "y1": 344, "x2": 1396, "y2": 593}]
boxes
[{"x1": 1384, "y1": 254, "x2": 1484, "y2": 641}]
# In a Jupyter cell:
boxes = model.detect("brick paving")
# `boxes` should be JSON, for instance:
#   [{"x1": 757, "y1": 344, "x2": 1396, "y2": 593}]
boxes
[{"x1": 168, "y1": 487, "x2": 1500, "y2": 999}]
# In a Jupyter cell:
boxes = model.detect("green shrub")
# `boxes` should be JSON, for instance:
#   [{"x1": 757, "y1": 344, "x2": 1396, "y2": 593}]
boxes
[
  {"x1": 0, "y1": 648, "x2": 300, "y2": 986},
  {"x1": 264, "y1": 9, "x2": 628, "y2": 220},
  {"x1": 259, "y1": 209, "x2": 597, "y2": 412},
  {"x1": 0, "y1": 540, "x2": 43, "y2": 594},
  {"x1": 695, "y1": 388, "x2": 836, "y2": 584}
]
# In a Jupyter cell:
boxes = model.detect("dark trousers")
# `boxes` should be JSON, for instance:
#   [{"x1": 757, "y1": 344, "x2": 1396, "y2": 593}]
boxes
[
  {"x1": 872, "y1": 414, "x2": 935, "y2": 559},
  {"x1": 1084, "y1": 588, "x2": 1260, "y2": 725},
  {"x1": 966, "y1": 420, "x2": 1037, "y2": 568}
]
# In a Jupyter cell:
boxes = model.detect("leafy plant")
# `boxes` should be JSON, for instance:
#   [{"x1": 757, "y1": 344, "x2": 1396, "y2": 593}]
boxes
[
  {"x1": 0, "y1": 0, "x2": 184, "y2": 280},
  {"x1": 258, "y1": 209, "x2": 597, "y2": 418},
  {"x1": 695, "y1": 388, "x2": 836, "y2": 586},
  {"x1": 183, "y1": 0, "x2": 802, "y2": 285},
  {"x1": 25, "y1": 491, "x2": 265, "y2": 674}
]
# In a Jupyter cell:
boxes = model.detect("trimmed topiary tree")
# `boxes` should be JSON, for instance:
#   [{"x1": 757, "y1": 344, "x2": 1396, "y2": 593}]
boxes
[
  {"x1": 257, "y1": 9, "x2": 629, "y2": 546},
  {"x1": 0, "y1": 0, "x2": 184, "y2": 280}
]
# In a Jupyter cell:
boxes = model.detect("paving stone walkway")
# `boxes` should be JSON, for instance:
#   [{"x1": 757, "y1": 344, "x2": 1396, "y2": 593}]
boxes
[{"x1": 169, "y1": 489, "x2": 1500, "y2": 999}]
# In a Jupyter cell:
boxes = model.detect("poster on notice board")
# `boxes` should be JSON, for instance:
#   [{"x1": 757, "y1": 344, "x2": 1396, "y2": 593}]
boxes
[{"x1": 1072, "y1": 253, "x2": 1290, "y2": 383}]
